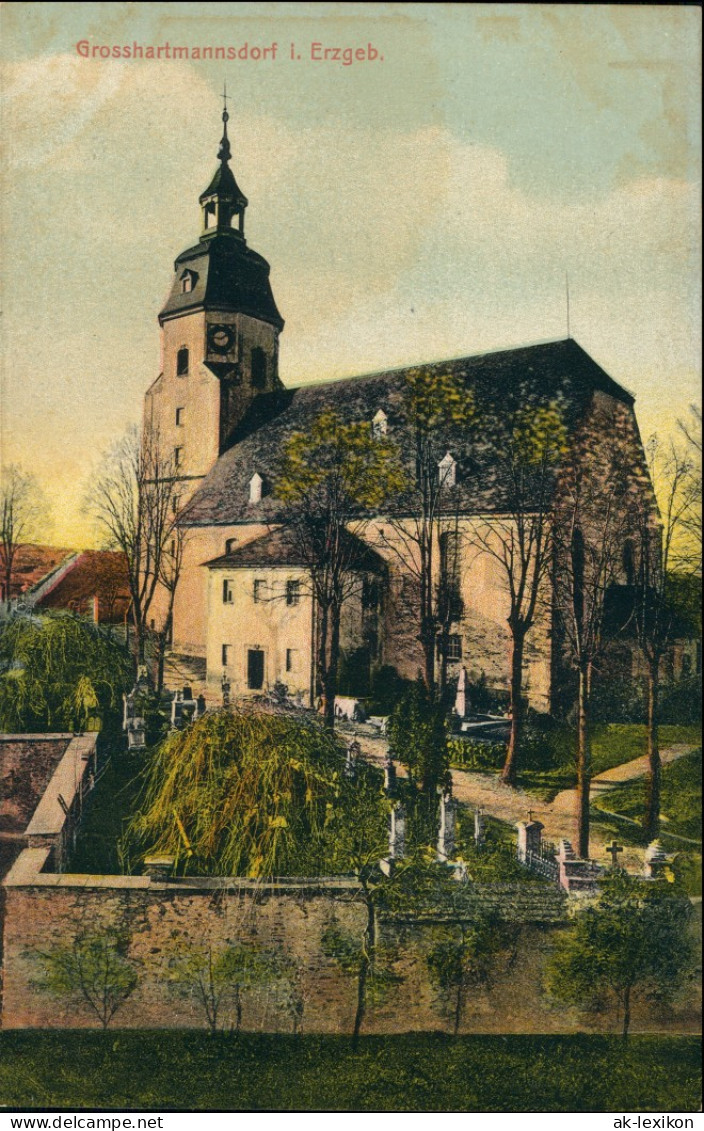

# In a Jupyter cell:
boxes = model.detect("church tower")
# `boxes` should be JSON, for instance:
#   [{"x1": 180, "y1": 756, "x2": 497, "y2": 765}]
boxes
[{"x1": 145, "y1": 97, "x2": 284, "y2": 504}]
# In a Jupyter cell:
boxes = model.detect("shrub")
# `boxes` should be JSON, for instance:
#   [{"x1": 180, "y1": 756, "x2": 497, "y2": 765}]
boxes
[{"x1": 0, "y1": 612, "x2": 132, "y2": 734}]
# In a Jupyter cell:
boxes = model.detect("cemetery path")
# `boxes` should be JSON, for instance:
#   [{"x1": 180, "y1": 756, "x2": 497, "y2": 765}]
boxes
[{"x1": 348, "y1": 730, "x2": 699, "y2": 870}]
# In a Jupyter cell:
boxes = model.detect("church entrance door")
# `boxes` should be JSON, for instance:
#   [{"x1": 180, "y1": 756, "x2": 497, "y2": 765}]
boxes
[{"x1": 247, "y1": 648, "x2": 265, "y2": 690}]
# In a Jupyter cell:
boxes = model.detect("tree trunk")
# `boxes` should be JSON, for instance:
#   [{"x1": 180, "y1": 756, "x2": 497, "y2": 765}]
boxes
[
  {"x1": 420, "y1": 620, "x2": 436, "y2": 695},
  {"x1": 576, "y1": 661, "x2": 591, "y2": 860},
  {"x1": 501, "y1": 629, "x2": 526, "y2": 786},
  {"x1": 234, "y1": 989, "x2": 242, "y2": 1034},
  {"x1": 622, "y1": 984, "x2": 631, "y2": 1040},
  {"x1": 322, "y1": 602, "x2": 342, "y2": 732},
  {"x1": 4, "y1": 561, "x2": 12, "y2": 611},
  {"x1": 645, "y1": 659, "x2": 661, "y2": 839},
  {"x1": 351, "y1": 899, "x2": 375, "y2": 1051},
  {"x1": 452, "y1": 985, "x2": 463, "y2": 1037}
]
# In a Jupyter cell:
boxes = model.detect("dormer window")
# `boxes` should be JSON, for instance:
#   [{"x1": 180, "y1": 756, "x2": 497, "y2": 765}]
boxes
[
  {"x1": 176, "y1": 347, "x2": 189, "y2": 377},
  {"x1": 372, "y1": 409, "x2": 388, "y2": 438},
  {"x1": 249, "y1": 473, "x2": 263, "y2": 504},
  {"x1": 438, "y1": 452, "x2": 456, "y2": 489},
  {"x1": 180, "y1": 270, "x2": 197, "y2": 294}
]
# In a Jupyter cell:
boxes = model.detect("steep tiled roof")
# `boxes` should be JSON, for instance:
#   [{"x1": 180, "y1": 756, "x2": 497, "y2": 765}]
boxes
[
  {"x1": 159, "y1": 233, "x2": 283, "y2": 329},
  {"x1": 182, "y1": 339, "x2": 634, "y2": 527},
  {"x1": 204, "y1": 525, "x2": 385, "y2": 572}
]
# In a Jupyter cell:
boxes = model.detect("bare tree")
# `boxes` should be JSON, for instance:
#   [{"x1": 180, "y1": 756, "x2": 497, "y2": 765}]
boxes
[
  {"x1": 154, "y1": 513, "x2": 188, "y2": 694},
  {"x1": 675, "y1": 404, "x2": 702, "y2": 575},
  {"x1": 632, "y1": 435, "x2": 698, "y2": 836},
  {"x1": 553, "y1": 457, "x2": 630, "y2": 859},
  {"x1": 377, "y1": 366, "x2": 476, "y2": 694},
  {"x1": 0, "y1": 465, "x2": 50, "y2": 610},
  {"x1": 85, "y1": 425, "x2": 179, "y2": 669},
  {"x1": 471, "y1": 404, "x2": 567, "y2": 785}
]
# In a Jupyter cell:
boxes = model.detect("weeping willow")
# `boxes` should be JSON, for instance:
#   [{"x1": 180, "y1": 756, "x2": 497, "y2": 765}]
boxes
[
  {"x1": 122, "y1": 709, "x2": 384, "y2": 878},
  {"x1": 0, "y1": 612, "x2": 132, "y2": 733}
]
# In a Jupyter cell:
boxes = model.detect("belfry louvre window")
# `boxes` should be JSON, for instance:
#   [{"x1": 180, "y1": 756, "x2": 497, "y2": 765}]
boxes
[
  {"x1": 286, "y1": 580, "x2": 301, "y2": 606},
  {"x1": 251, "y1": 348, "x2": 267, "y2": 389},
  {"x1": 176, "y1": 347, "x2": 189, "y2": 376}
]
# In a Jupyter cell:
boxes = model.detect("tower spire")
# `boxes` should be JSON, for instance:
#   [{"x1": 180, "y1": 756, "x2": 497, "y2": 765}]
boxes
[
  {"x1": 199, "y1": 83, "x2": 248, "y2": 238},
  {"x1": 217, "y1": 83, "x2": 231, "y2": 165}
]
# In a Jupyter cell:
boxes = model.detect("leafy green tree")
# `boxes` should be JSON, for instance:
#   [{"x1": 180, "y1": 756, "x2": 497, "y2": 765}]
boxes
[
  {"x1": 164, "y1": 937, "x2": 286, "y2": 1035},
  {"x1": 387, "y1": 677, "x2": 450, "y2": 807},
  {"x1": 34, "y1": 928, "x2": 138, "y2": 1029},
  {"x1": 322, "y1": 769, "x2": 398, "y2": 1048},
  {"x1": 471, "y1": 404, "x2": 568, "y2": 786},
  {"x1": 276, "y1": 409, "x2": 403, "y2": 730},
  {"x1": 123, "y1": 709, "x2": 389, "y2": 879},
  {"x1": 544, "y1": 872, "x2": 696, "y2": 1039},
  {"x1": 426, "y1": 914, "x2": 519, "y2": 1036},
  {"x1": 377, "y1": 366, "x2": 476, "y2": 693},
  {"x1": 0, "y1": 612, "x2": 132, "y2": 733}
]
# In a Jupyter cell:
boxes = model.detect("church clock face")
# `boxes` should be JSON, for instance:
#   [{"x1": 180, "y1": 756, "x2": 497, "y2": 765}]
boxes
[{"x1": 207, "y1": 323, "x2": 236, "y2": 355}]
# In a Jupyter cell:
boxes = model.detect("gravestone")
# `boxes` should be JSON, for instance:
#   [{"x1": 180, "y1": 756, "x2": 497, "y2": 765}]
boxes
[
  {"x1": 474, "y1": 806, "x2": 486, "y2": 847},
  {"x1": 383, "y1": 754, "x2": 397, "y2": 796},
  {"x1": 437, "y1": 786, "x2": 457, "y2": 863},
  {"x1": 517, "y1": 819, "x2": 544, "y2": 862},
  {"x1": 644, "y1": 840, "x2": 669, "y2": 879}
]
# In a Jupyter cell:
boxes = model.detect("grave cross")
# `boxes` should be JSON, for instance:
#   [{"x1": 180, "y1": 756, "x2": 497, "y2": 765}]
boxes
[{"x1": 605, "y1": 840, "x2": 623, "y2": 868}]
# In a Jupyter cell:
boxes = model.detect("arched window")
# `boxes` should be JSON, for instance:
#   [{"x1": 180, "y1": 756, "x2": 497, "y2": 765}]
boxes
[
  {"x1": 176, "y1": 347, "x2": 189, "y2": 376},
  {"x1": 225, "y1": 537, "x2": 238, "y2": 555},
  {"x1": 204, "y1": 202, "x2": 216, "y2": 229},
  {"x1": 251, "y1": 348, "x2": 267, "y2": 389}
]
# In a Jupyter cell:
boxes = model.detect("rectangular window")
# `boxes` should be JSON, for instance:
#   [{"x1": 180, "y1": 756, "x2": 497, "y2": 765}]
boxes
[
  {"x1": 253, "y1": 579, "x2": 267, "y2": 603},
  {"x1": 286, "y1": 648, "x2": 297, "y2": 672},
  {"x1": 222, "y1": 579, "x2": 234, "y2": 605},
  {"x1": 174, "y1": 446, "x2": 183, "y2": 468},
  {"x1": 222, "y1": 644, "x2": 231, "y2": 667},
  {"x1": 447, "y1": 634, "x2": 463, "y2": 661},
  {"x1": 176, "y1": 407, "x2": 185, "y2": 426},
  {"x1": 286, "y1": 579, "x2": 301, "y2": 606}
]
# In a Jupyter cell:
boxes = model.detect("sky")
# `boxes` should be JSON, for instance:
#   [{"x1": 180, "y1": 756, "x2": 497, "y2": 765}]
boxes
[{"x1": 0, "y1": 3, "x2": 701, "y2": 546}]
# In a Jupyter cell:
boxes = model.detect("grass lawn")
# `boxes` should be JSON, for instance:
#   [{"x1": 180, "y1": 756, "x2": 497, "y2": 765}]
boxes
[
  {"x1": 590, "y1": 748, "x2": 702, "y2": 895},
  {"x1": 517, "y1": 724, "x2": 702, "y2": 801},
  {"x1": 592, "y1": 748, "x2": 702, "y2": 841},
  {"x1": 0, "y1": 1032, "x2": 700, "y2": 1112}
]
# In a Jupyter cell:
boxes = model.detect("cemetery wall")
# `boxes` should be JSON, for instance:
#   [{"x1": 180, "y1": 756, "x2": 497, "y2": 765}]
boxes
[{"x1": 3, "y1": 848, "x2": 700, "y2": 1034}]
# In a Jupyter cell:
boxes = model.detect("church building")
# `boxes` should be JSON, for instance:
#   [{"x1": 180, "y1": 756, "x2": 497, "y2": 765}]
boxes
[{"x1": 145, "y1": 107, "x2": 658, "y2": 711}]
